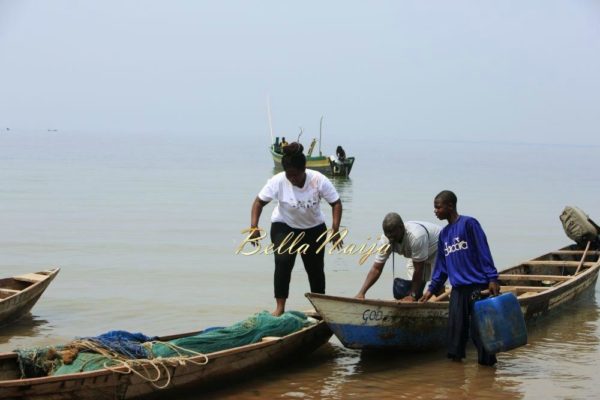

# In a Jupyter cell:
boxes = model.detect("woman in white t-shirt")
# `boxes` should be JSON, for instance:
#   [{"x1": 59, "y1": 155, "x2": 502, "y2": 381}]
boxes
[{"x1": 249, "y1": 142, "x2": 343, "y2": 316}]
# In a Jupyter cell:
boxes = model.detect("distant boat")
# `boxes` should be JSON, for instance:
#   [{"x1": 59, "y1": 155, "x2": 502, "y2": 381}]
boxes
[
  {"x1": 47, "y1": 129, "x2": 58, "y2": 132},
  {"x1": 270, "y1": 141, "x2": 355, "y2": 177},
  {"x1": 269, "y1": 117, "x2": 355, "y2": 177}
]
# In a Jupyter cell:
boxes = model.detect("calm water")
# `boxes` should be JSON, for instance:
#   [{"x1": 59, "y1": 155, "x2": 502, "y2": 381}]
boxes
[{"x1": 1, "y1": 131, "x2": 599, "y2": 399}]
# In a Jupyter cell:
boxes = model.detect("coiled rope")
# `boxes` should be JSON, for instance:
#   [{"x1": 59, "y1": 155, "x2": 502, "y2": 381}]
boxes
[{"x1": 68, "y1": 339, "x2": 209, "y2": 389}]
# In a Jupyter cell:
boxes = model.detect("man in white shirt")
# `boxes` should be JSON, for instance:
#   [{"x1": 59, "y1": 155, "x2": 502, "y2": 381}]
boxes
[{"x1": 355, "y1": 212, "x2": 441, "y2": 302}]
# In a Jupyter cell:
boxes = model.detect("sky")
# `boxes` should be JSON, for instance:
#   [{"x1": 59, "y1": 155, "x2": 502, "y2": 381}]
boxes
[{"x1": 1, "y1": 0, "x2": 599, "y2": 145}]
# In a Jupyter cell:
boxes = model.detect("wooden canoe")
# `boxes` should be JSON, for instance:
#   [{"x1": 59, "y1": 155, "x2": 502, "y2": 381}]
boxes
[
  {"x1": 0, "y1": 314, "x2": 332, "y2": 400},
  {"x1": 0, "y1": 268, "x2": 60, "y2": 326},
  {"x1": 306, "y1": 244, "x2": 600, "y2": 350}
]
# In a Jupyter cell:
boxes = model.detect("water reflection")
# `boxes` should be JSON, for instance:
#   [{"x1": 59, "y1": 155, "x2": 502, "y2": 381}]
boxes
[
  {"x1": 174, "y1": 294, "x2": 600, "y2": 400},
  {"x1": 496, "y1": 296, "x2": 600, "y2": 399},
  {"x1": 329, "y1": 176, "x2": 353, "y2": 202},
  {"x1": 0, "y1": 314, "x2": 50, "y2": 345}
]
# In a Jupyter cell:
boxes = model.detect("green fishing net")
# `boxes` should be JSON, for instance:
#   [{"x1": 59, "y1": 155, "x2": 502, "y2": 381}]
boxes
[{"x1": 16, "y1": 311, "x2": 312, "y2": 377}]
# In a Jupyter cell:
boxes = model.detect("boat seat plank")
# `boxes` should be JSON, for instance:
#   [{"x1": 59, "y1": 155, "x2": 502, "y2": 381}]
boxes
[
  {"x1": 13, "y1": 273, "x2": 46, "y2": 283},
  {"x1": 498, "y1": 274, "x2": 571, "y2": 281},
  {"x1": 522, "y1": 261, "x2": 595, "y2": 268},
  {"x1": 0, "y1": 289, "x2": 20, "y2": 295}
]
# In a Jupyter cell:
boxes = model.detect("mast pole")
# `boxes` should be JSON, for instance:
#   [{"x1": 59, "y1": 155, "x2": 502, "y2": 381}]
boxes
[
  {"x1": 267, "y1": 95, "x2": 274, "y2": 144},
  {"x1": 319, "y1": 116, "x2": 323, "y2": 156}
]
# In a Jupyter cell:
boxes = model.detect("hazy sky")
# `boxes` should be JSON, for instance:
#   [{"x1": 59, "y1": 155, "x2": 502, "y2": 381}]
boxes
[{"x1": 1, "y1": 1, "x2": 599, "y2": 144}]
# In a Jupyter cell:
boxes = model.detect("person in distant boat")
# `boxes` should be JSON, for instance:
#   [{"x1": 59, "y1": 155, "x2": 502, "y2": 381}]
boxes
[
  {"x1": 420, "y1": 190, "x2": 500, "y2": 366},
  {"x1": 280, "y1": 137, "x2": 289, "y2": 150},
  {"x1": 336, "y1": 146, "x2": 346, "y2": 162},
  {"x1": 249, "y1": 142, "x2": 343, "y2": 316},
  {"x1": 355, "y1": 213, "x2": 441, "y2": 302}
]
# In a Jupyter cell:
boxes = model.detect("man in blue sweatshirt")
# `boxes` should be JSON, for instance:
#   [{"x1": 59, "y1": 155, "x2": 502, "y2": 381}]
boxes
[{"x1": 420, "y1": 190, "x2": 500, "y2": 366}]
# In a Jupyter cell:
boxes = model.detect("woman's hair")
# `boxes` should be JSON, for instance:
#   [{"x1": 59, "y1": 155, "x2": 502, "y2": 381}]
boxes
[{"x1": 281, "y1": 142, "x2": 306, "y2": 170}]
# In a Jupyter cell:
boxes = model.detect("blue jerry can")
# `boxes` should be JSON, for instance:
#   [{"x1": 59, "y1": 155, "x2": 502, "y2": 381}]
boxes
[{"x1": 473, "y1": 293, "x2": 527, "y2": 353}]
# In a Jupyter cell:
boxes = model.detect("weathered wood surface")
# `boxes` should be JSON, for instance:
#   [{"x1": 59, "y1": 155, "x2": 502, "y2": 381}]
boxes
[
  {"x1": 0, "y1": 318, "x2": 332, "y2": 400},
  {"x1": 0, "y1": 268, "x2": 60, "y2": 326}
]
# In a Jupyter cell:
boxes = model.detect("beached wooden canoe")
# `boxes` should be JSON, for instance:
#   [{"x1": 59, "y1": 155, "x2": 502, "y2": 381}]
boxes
[
  {"x1": 306, "y1": 244, "x2": 600, "y2": 350},
  {"x1": 0, "y1": 268, "x2": 60, "y2": 326},
  {"x1": 0, "y1": 314, "x2": 332, "y2": 400}
]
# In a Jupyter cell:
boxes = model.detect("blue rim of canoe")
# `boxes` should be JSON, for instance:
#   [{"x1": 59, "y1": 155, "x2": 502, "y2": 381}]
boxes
[
  {"x1": 270, "y1": 146, "x2": 355, "y2": 177},
  {"x1": 306, "y1": 243, "x2": 600, "y2": 351}
]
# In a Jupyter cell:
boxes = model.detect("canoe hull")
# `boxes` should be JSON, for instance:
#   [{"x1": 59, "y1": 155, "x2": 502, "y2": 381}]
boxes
[
  {"x1": 307, "y1": 245, "x2": 600, "y2": 351},
  {"x1": 307, "y1": 295, "x2": 448, "y2": 350},
  {"x1": 0, "y1": 269, "x2": 59, "y2": 326},
  {"x1": 0, "y1": 319, "x2": 332, "y2": 400}
]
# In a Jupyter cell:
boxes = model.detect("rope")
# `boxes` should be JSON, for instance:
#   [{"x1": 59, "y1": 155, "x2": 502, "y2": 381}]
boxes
[{"x1": 65, "y1": 339, "x2": 209, "y2": 389}]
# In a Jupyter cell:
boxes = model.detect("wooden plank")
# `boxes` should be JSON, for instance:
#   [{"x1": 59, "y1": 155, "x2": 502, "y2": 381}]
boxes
[
  {"x1": 522, "y1": 261, "x2": 596, "y2": 268},
  {"x1": 551, "y1": 250, "x2": 600, "y2": 255},
  {"x1": 501, "y1": 286, "x2": 548, "y2": 292},
  {"x1": 517, "y1": 292, "x2": 539, "y2": 298},
  {"x1": 499, "y1": 274, "x2": 571, "y2": 281},
  {"x1": 0, "y1": 289, "x2": 19, "y2": 294},
  {"x1": 13, "y1": 273, "x2": 46, "y2": 283}
]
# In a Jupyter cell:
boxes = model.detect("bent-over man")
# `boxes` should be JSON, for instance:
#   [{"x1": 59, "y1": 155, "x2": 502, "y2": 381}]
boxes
[{"x1": 355, "y1": 212, "x2": 441, "y2": 302}]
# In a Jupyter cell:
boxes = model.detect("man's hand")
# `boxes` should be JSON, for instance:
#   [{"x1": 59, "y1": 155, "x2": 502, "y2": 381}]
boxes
[
  {"x1": 489, "y1": 281, "x2": 500, "y2": 296},
  {"x1": 419, "y1": 290, "x2": 433, "y2": 303},
  {"x1": 398, "y1": 295, "x2": 416, "y2": 303}
]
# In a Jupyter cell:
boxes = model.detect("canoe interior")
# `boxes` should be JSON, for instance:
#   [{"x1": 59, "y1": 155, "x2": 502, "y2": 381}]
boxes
[
  {"x1": 0, "y1": 279, "x2": 31, "y2": 299},
  {"x1": 498, "y1": 245, "x2": 599, "y2": 296},
  {"x1": 0, "y1": 270, "x2": 56, "y2": 298}
]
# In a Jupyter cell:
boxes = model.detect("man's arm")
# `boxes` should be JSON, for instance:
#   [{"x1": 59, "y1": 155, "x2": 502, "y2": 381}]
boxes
[
  {"x1": 399, "y1": 260, "x2": 425, "y2": 302},
  {"x1": 420, "y1": 243, "x2": 447, "y2": 302},
  {"x1": 355, "y1": 261, "x2": 385, "y2": 299},
  {"x1": 468, "y1": 218, "x2": 500, "y2": 295}
]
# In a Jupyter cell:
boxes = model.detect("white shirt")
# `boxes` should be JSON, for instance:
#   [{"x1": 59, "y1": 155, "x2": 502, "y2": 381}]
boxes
[
  {"x1": 258, "y1": 169, "x2": 340, "y2": 229},
  {"x1": 374, "y1": 221, "x2": 442, "y2": 264}
]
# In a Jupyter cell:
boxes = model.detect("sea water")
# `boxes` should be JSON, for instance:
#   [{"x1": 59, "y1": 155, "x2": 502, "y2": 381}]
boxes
[{"x1": 1, "y1": 130, "x2": 599, "y2": 399}]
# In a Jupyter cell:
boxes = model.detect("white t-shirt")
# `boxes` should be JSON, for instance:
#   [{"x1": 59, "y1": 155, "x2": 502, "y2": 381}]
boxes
[
  {"x1": 258, "y1": 169, "x2": 340, "y2": 229},
  {"x1": 374, "y1": 221, "x2": 441, "y2": 264}
]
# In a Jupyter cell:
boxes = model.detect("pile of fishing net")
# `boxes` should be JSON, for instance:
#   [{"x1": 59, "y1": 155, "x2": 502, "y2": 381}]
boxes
[{"x1": 15, "y1": 311, "x2": 313, "y2": 381}]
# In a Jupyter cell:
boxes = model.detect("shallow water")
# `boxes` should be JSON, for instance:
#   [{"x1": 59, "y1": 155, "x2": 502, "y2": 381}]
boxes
[{"x1": 1, "y1": 131, "x2": 599, "y2": 399}]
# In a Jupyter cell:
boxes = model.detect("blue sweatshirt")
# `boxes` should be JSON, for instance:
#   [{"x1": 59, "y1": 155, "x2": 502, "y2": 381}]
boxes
[{"x1": 428, "y1": 215, "x2": 498, "y2": 294}]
